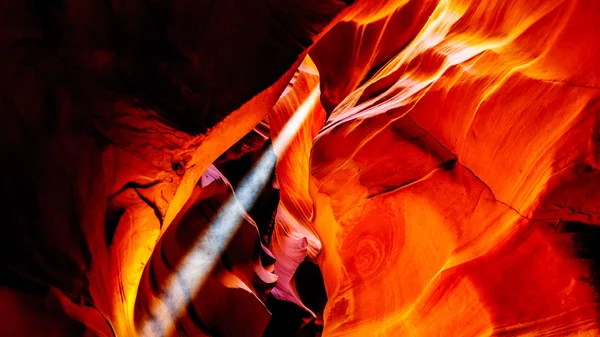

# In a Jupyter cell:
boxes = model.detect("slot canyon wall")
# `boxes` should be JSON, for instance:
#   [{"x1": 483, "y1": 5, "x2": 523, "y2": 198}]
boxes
[{"x1": 1, "y1": 0, "x2": 600, "y2": 336}]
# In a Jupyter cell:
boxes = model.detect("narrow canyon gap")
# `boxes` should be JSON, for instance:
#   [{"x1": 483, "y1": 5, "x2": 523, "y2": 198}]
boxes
[{"x1": 1, "y1": 0, "x2": 600, "y2": 336}]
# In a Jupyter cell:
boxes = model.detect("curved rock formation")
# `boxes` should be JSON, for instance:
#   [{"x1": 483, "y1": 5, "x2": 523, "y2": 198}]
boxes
[{"x1": 1, "y1": 0, "x2": 600, "y2": 336}]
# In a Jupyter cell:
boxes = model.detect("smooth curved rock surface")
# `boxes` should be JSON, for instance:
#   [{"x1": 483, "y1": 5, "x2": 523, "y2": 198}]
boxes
[{"x1": 1, "y1": 0, "x2": 600, "y2": 336}]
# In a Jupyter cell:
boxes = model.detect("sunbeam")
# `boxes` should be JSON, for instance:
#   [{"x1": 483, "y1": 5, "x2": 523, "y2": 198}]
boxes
[{"x1": 140, "y1": 86, "x2": 321, "y2": 337}]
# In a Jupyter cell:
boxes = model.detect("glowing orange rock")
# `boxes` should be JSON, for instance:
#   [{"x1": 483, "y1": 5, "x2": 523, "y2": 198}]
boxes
[
  {"x1": 289, "y1": 0, "x2": 600, "y2": 335},
  {"x1": 2, "y1": 0, "x2": 600, "y2": 336}
]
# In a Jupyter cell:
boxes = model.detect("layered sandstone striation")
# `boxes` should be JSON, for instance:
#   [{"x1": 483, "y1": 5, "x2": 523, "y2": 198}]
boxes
[{"x1": 1, "y1": 0, "x2": 600, "y2": 336}]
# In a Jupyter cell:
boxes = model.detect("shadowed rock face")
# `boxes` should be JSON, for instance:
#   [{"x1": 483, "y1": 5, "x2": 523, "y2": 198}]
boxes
[{"x1": 2, "y1": 0, "x2": 600, "y2": 336}]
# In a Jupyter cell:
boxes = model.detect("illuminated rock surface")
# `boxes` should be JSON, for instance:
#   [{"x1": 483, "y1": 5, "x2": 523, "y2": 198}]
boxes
[{"x1": 1, "y1": 0, "x2": 600, "y2": 336}]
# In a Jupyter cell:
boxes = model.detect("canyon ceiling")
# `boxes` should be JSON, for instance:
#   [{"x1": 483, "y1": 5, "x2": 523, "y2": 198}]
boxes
[{"x1": 1, "y1": 0, "x2": 600, "y2": 336}]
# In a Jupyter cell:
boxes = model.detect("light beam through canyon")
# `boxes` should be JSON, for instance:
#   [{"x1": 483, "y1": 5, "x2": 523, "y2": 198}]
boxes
[{"x1": 141, "y1": 86, "x2": 322, "y2": 337}]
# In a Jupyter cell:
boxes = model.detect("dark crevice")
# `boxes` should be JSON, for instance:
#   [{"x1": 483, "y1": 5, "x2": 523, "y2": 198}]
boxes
[
  {"x1": 104, "y1": 207, "x2": 126, "y2": 247},
  {"x1": 107, "y1": 180, "x2": 161, "y2": 200},
  {"x1": 405, "y1": 115, "x2": 531, "y2": 219},
  {"x1": 540, "y1": 79, "x2": 600, "y2": 90},
  {"x1": 187, "y1": 303, "x2": 218, "y2": 337},
  {"x1": 134, "y1": 188, "x2": 164, "y2": 227},
  {"x1": 367, "y1": 159, "x2": 457, "y2": 199}
]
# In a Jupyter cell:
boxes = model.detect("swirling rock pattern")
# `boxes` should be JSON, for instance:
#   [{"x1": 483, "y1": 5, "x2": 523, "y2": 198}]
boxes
[{"x1": 1, "y1": 0, "x2": 600, "y2": 336}]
